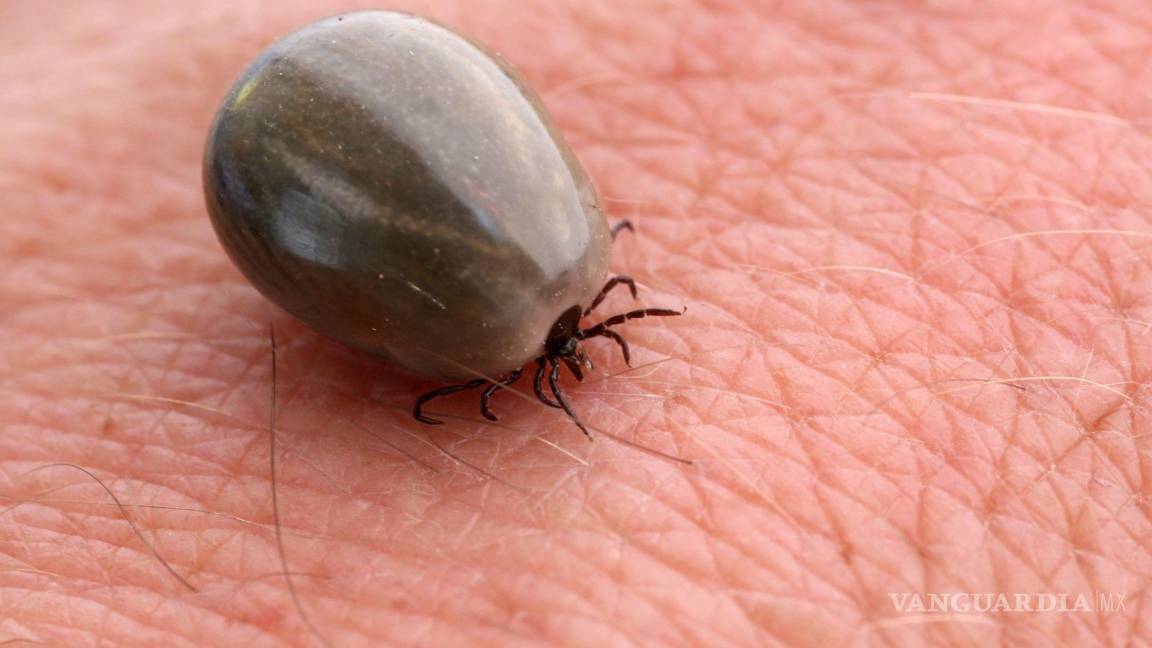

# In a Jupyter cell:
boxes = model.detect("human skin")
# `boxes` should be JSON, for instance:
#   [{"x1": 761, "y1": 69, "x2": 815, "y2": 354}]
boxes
[{"x1": 1, "y1": 0, "x2": 1149, "y2": 645}]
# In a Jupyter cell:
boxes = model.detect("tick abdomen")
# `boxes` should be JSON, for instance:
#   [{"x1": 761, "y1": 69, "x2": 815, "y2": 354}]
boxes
[{"x1": 204, "y1": 11, "x2": 610, "y2": 381}]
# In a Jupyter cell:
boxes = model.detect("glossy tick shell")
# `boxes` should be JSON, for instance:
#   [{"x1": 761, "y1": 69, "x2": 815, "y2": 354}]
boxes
[{"x1": 204, "y1": 11, "x2": 611, "y2": 381}]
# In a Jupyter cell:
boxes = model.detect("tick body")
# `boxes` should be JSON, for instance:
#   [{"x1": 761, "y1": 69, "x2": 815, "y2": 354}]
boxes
[{"x1": 205, "y1": 11, "x2": 680, "y2": 435}]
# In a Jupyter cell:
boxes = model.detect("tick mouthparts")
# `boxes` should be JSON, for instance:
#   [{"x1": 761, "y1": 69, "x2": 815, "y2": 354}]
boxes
[{"x1": 576, "y1": 347, "x2": 593, "y2": 371}]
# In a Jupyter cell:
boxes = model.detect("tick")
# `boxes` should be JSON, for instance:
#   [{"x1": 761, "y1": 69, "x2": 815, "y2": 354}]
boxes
[{"x1": 203, "y1": 11, "x2": 681, "y2": 437}]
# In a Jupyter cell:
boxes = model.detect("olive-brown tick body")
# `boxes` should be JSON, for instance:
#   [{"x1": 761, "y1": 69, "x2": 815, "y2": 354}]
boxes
[{"x1": 204, "y1": 11, "x2": 680, "y2": 435}]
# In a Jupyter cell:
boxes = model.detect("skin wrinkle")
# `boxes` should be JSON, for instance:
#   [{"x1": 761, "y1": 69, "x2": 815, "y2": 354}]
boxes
[
  {"x1": 2, "y1": 0, "x2": 1151, "y2": 645},
  {"x1": 847, "y1": 229, "x2": 1133, "y2": 408},
  {"x1": 8, "y1": 489, "x2": 206, "y2": 588},
  {"x1": 705, "y1": 417, "x2": 857, "y2": 560},
  {"x1": 676, "y1": 487, "x2": 828, "y2": 635}
]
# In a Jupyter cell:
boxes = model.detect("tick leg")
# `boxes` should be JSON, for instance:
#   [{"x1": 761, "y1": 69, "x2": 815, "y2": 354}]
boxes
[
  {"x1": 581, "y1": 306, "x2": 685, "y2": 338},
  {"x1": 610, "y1": 219, "x2": 634, "y2": 240},
  {"x1": 413, "y1": 378, "x2": 489, "y2": 425},
  {"x1": 585, "y1": 329, "x2": 631, "y2": 365},
  {"x1": 583, "y1": 275, "x2": 637, "y2": 316},
  {"x1": 549, "y1": 359, "x2": 591, "y2": 440},
  {"x1": 533, "y1": 357, "x2": 562, "y2": 408},
  {"x1": 479, "y1": 368, "x2": 523, "y2": 421}
]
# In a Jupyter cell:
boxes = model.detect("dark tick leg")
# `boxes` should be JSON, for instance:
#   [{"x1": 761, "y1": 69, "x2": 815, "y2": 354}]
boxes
[
  {"x1": 585, "y1": 329, "x2": 631, "y2": 365},
  {"x1": 549, "y1": 359, "x2": 591, "y2": 439},
  {"x1": 610, "y1": 219, "x2": 634, "y2": 240},
  {"x1": 581, "y1": 306, "x2": 685, "y2": 339},
  {"x1": 583, "y1": 275, "x2": 638, "y2": 316},
  {"x1": 479, "y1": 369, "x2": 523, "y2": 421},
  {"x1": 413, "y1": 378, "x2": 489, "y2": 424},
  {"x1": 533, "y1": 357, "x2": 562, "y2": 409}
]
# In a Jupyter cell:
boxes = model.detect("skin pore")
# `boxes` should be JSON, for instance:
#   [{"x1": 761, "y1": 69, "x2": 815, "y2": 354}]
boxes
[{"x1": 1, "y1": 0, "x2": 1148, "y2": 645}]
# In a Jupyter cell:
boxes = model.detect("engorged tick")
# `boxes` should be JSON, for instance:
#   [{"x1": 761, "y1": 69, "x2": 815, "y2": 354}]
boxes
[{"x1": 203, "y1": 10, "x2": 682, "y2": 438}]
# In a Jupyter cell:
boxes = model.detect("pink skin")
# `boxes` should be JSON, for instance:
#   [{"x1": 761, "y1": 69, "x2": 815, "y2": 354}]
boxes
[{"x1": 1, "y1": 1, "x2": 1149, "y2": 645}]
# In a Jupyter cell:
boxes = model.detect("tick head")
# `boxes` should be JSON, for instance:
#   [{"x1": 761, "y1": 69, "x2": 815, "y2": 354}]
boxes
[
  {"x1": 545, "y1": 304, "x2": 594, "y2": 380},
  {"x1": 545, "y1": 305, "x2": 583, "y2": 355}
]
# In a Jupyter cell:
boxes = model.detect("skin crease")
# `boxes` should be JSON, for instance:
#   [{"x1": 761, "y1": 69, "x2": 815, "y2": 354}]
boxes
[{"x1": 0, "y1": 0, "x2": 1149, "y2": 645}]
